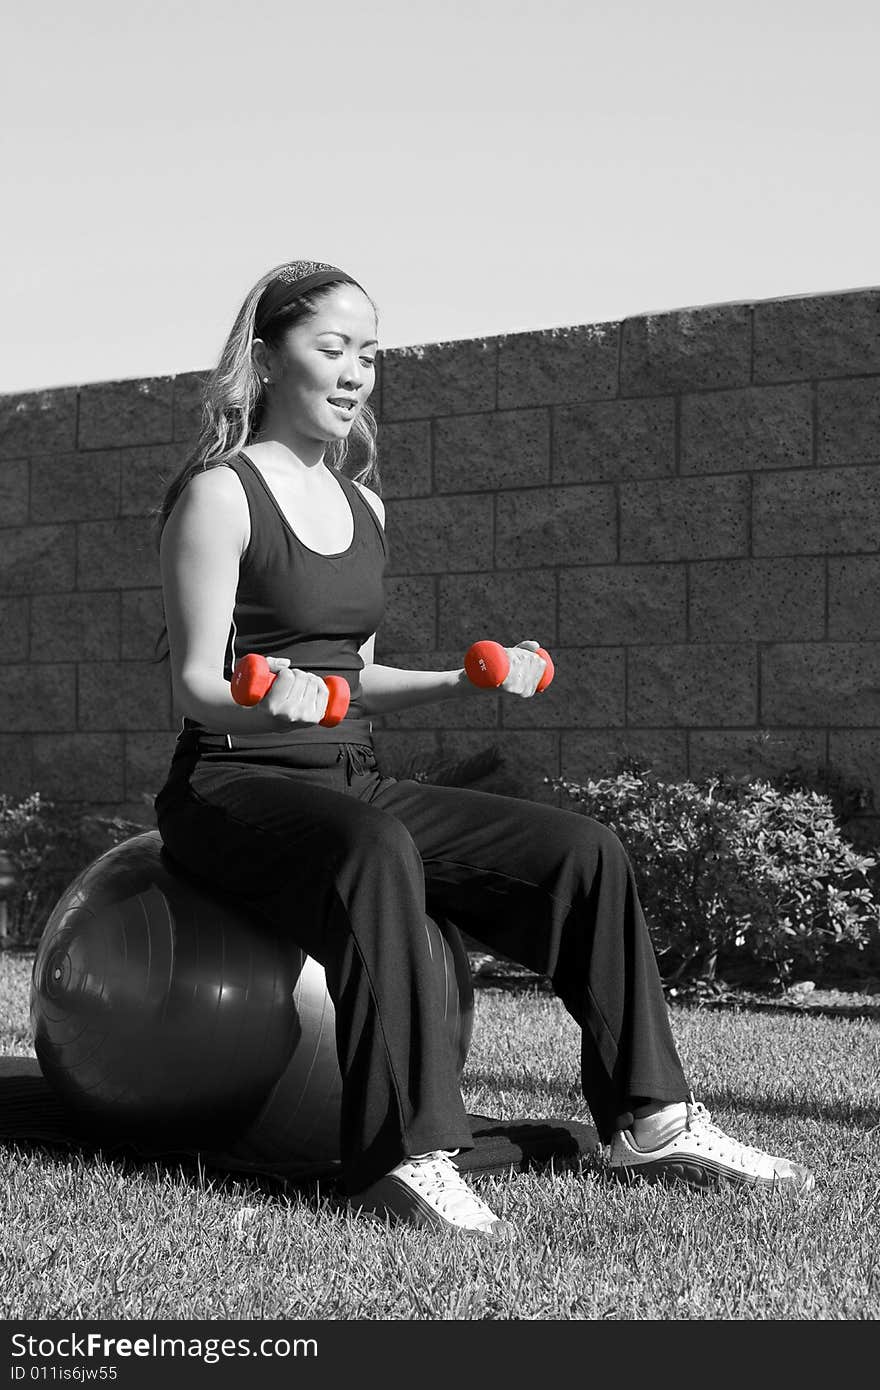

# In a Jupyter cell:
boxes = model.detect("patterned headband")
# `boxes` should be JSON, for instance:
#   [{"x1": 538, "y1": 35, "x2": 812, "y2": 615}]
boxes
[{"x1": 254, "y1": 260, "x2": 367, "y2": 334}]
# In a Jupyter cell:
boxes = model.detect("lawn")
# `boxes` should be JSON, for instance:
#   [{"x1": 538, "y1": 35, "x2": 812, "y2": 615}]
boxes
[{"x1": 1, "y1": 951, "x2": 878, "y2": 1321}]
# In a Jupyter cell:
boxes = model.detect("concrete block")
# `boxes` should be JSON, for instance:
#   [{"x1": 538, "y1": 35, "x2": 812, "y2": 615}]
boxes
[
  {"x1": 435, "y1": 408, "x2": 550, "y2": 493},
  {"x1": 0, "y1": 526, "x2": 75, "y2": 595},
  {"x1": 689, "y1": 729, "x2": 826, "y2": 783},
  {"x1": 437, "y1": 572, "x2": 557, "y2": 650},
  {"x1": 373, "y1": 695, "x2": 499, "y2": 733},
  {"x1": 435, "y1": 728, "x2": 561, "y2": 803},
  {"x1": 553, "y1": 397, "x2": 675, "y2": 483},
  {"x1": 78, "y1": 662, "x2": 171, "y2": 731},
  {"x1": 78, "y1": 376, "x2": 174, "y2": 450},
  {"x1": 77, "y1": 518, "x2": 161, "y2": 589},
  {"x1": 0, "y1": 598, "x2": 29, "y2": 660},
  {"x1": 753, "y1": 466, "x2": 880, "y2": 556},
  {"x1": 754, "y1": 290, "x2": 880, "y2": 382},
  {"x1": 381, "y1": 576, "x2": 437, "y2": 649},
  {"x1": 621, "y1": 476, "x2": 748, "y2": 561},
  {"x1": 371, "y1": 729, "x2": 439, "y2": 777},
  {"x1": 681, "y1": 384, "x2": 812, "y2": 474},
  {"x1": 427, "y1": 694, "x2": 501, "y2": 731},
  {"x1": 32, "y1": 733, "x2": 125, "y2": 802},
  {"x1": 0, "y1": 664, "x2": 76, "y2": 732},
  {"x1": 31, "y1": 592, "x2": 121, "y2": 662},
  {"x1": 125, "y1": 732, "x2": 175, "y2": 803},
  {"x1": 121, "y1": 588, "x2": 166, "y2": 661},
  {"x1": 689, "y1": 558, "x2": 825, "y2": 642},
  {"x1": 0, "y1": 458, "x2": 28, "y2": 525},
  {"x1": 496, "y1": 484, "x2": 617, "y2": 568},
  {"x1": 628, "y1": 645, "x2": 757, "y2": 726},
  {"x1": 0, "y1": 734, "x2": 33, "y2": 798},
  {"x1": 817, "y1": 377, "x2": 880, "y2": 466},
  {"x1": 372, "y1": 352, "x2": 383, "y2": 422},
  {"x1": 761, "y1": 643, "x2": 880, "y2": 725},
  {"x1": 560, "y1": 729, "x2": 688, "y2": 783},
  {"x1": 377, "y1": 420, "x2": 432, "y2": 498},
  {"x1": 381, "y1": 338, "x2": 496, "y2": 420},
  {"x1": 0, "y1": 387, "x2": 78, "y2": 460},
  {"x1": 502, "y1": 647, "x2": 625, "y2": 729},
  {"x1": 497, "y1": 322, "x2": 619, "y2": 409},
  {"x1": 829, "y1": 557, "x2": 880, "y2": 639},
  {"x1": 559, "y1": 565, "x2": 685, "y2": 646},
  {"x1": 621, "y1": 304, "x2": 751, "y2": 395},
  {"x1": 120, "y1": 443, "x2": 186, "y2": 517},
  {"x1": 384, "y1": 495, "x2": 493, "y2": 575},
  {"x1": 30, "y1": 451, "x2": 120, "y2": 522},
  {"x1": 830, "y1": 731, "x2": 880, "y2": 804},
  {"x1": 172, "y1": 370, "x2": 209, "y2": 443}
]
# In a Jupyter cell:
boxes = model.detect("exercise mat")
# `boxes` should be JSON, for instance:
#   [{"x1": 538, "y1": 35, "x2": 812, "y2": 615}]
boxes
[{"x1": 0, "y1": 1056, "x2": 600, "y2": 1185}]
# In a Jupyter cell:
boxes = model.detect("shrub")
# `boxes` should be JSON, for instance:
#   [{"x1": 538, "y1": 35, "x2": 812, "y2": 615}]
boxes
[
  {"x1": 0, "y1": 792, "x2": 147, "y2": 948},
  {"x1": 773, "y1": 757, "x2": 880, "y2": 900},
  {"x1": 547, "y1": 763, "x2": 880, "y2": 989}
]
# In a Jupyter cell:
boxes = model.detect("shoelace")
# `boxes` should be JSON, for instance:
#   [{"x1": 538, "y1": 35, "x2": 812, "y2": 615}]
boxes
[
  {"x1": 403, "y1": 1151, "x2": 495, "y2": 1222},
  {"x1": 685, "y1": 1100, "x2": 768, "y2": 1167}
]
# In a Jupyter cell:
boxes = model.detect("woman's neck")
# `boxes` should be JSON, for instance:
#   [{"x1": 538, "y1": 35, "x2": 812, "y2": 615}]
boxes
[{"x1": 248, "y1": 431, "x2": 326, "y2": 477}]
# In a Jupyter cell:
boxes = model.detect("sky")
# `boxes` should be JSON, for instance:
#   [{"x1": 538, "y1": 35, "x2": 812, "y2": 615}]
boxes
[{"x1": 2, "y1": 0, "x2": 878, "y2": 393}]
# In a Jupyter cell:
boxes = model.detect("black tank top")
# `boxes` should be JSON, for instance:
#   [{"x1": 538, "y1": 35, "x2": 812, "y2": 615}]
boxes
[{"x1": 181, "y1": 450, "x2": 387, "y2": 748}]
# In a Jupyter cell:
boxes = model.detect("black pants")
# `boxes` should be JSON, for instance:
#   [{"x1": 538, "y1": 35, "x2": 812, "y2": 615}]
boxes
[{"x1": 155, "y1": 738, "x2": 690, "y2": 1193}]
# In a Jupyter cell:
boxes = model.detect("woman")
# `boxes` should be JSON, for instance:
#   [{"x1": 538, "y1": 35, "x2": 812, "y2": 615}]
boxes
[{"x1": 151, "y1": 259, "x2": 814, "y2": 1240}]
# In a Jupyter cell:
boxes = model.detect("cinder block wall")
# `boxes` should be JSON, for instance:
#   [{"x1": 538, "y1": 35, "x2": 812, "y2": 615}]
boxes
[{"x1": 1, "y1": 288, "x2": 879, "y2": 834}]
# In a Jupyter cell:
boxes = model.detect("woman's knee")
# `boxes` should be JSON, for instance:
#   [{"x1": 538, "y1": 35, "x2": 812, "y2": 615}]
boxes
[
  {"x1": 558, "y1": 812, "x2": 631, "y2": 875},
  {"x1": 335, "y1": 807, "x2": 420, "y2": 872}
]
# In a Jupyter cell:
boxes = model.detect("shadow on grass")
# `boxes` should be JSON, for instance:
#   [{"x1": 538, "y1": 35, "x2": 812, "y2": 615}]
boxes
[
  {"x1": 475, "y1": 976, "x2": 880, "y2": 1020},
  {"x1": 686, "y1": 997, "x2": 880, "y2": 1022},
  {"x1": 1, "y1": 1127, "x2": 603, "y2": 1216},
  {"x1": 463, "y1": 1069, "x2": 879, "y2": 1133},
  {"x1": 1, "y1": 1136, "x2": 330, "y2": 1205},
  {"x1": 697, "y1": 1084, "x2": 880, "y2": 1131},
  {"x1": 0, "y1": 1057, "x2": 600, "y2": 1202}
]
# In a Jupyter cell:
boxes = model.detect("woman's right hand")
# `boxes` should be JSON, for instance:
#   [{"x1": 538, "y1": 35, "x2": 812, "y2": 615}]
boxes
[{"x1": 258, "y1": 657, "x2": 330, "y2": 727}]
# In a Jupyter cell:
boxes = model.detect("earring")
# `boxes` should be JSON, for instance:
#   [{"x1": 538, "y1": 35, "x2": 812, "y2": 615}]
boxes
[{"x1": 262, "y1": 376, "x2": 270, "y2": 384}]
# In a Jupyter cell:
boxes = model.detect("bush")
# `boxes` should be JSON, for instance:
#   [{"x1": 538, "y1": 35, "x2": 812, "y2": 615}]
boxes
[
  {"x1": 0, "y1": 792, "x2": 148, "y2": 948},
  {"x1": 547, "y1": 763, "x2": 880, "y2": 990},
  {"x1": 772, "y1": 757, "x2": 880, "y2": 898}
]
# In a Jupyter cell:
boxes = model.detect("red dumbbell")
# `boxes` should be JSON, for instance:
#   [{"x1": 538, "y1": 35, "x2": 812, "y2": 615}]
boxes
[
  {"x1": 230, "y1": 653, "x2": 350, "y2": 728},
  {"x1": 463, "y1": 640, "x2": 555, "y2": 693}
]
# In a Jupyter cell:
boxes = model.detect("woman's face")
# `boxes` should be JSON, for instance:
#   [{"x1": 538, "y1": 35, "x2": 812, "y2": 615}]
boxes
[{"x1": 266, "y1": 284, "x2": 379, "y2": 445}]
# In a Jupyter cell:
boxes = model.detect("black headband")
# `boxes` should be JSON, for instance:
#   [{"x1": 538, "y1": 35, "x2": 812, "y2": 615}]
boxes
[{"x1": 254, "y1": 261, "x2": 366, "y2": 336}]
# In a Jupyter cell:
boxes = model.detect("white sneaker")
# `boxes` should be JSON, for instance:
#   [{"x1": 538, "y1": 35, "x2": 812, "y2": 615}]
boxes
[
  {"x1": 350, "y1": 1150, "x2": 513, "y2": 1238},
  {"x1": 608, "y1": 1097, "x2": 815, "y2": 1192}
]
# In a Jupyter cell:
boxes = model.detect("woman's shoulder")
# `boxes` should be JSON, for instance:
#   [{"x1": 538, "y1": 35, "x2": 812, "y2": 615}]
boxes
[
  {"x1": 168, "y1": 462, "x2": 250, "y2": 552},
  {"x1": 183, "y1": 460, "x2": 247, "y2": 501},
  {"x1": 352, "y1": 479, "x2": 385, "y2": 527}
]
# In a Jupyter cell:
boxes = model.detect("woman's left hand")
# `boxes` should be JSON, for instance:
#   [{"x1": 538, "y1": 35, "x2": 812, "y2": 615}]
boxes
[{"x1": 499, "y1": 640, "x2": 550, "y2": 698}]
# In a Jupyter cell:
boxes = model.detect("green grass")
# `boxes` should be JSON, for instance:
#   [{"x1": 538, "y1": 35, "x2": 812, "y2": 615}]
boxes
[{"x1": 2, "y1": 952, "x2": 879, "y2": 1320}]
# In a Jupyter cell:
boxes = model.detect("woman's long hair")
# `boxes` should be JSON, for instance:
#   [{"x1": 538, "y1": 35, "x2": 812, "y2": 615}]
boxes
[{"x1": 148, "y1": 264, "x2": 381, "y2": 665}]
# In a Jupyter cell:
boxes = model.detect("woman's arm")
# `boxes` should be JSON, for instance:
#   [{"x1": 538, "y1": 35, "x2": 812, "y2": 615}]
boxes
[
  {"x1": 358, "y1": 656, "x2": 477, "y2": 715},
  {"x1": 161, "y1": 469, "x2": 327, "y2": 732},
  {"x1": 352, "y1": 482, "x2": 548, "y2": 715},
  {"x1": 357, "y1": 634, "x2": 547, "y2": 716}
]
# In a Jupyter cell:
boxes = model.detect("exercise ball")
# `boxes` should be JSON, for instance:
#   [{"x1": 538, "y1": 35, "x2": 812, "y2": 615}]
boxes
[{"x1": 30, "y1": 830, "x2": 474, "y2": 1167}]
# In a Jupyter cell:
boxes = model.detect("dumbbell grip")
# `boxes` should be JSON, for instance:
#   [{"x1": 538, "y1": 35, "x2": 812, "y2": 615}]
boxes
[
  {"x1": 230, "y1": 654, "x2": 349, "y2": 728},
  {"x1": 463, "y1": 640, "x2": 555, "y2": 693}
]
